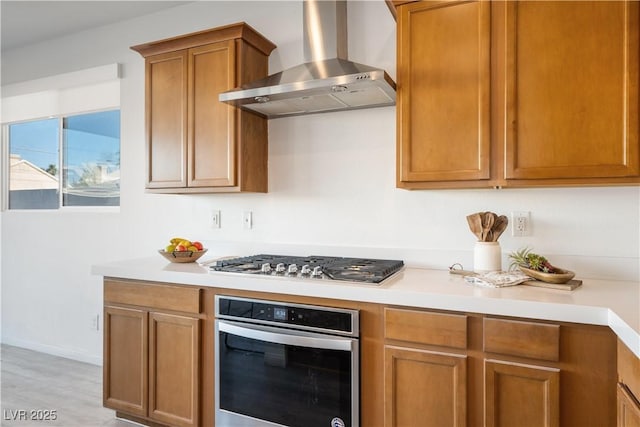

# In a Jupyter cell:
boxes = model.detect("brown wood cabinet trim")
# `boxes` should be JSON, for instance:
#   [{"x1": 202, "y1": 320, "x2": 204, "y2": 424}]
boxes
[
  {"x1": 386, "y1": 0, "x2": 420, "y2": 20},
  {"x1": 385, "y1": 307, "x2": 467, "y2": 349},
  {"x1": 386, "y1": 0, "x2": 398, "y2": 20},
  {"x1": 483, "y1": 317, "x2": 559, "y2": 362},
  {"x1": 114, "y1": 412, "x2": 174, "y2": 427},
  {"x1": 131, "y1": 22, "x2": 276, "y2": 58},
  {"x1": 484, "y1": 359, "x2": 560, "y2": 427},
  {"x1": 398, "y1": 176, "x2": 640, "y2": 189},
  {"x1": 234, "y1": 39, "x2": 270, "y2": 193},
  {"x1": 143, "y1": 186, "x2": 248, "y2": 194},
  {"x1": 104, "y1": 280, "x2": 202, "y2": 314}
]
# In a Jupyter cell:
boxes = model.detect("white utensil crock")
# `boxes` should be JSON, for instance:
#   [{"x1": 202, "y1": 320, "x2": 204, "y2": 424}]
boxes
[{"x1": 474, "y1": 242, "x2": 502, "y2": 272}]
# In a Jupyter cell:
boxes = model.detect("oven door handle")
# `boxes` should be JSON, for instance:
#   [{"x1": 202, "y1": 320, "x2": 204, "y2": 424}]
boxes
[{"x1": 218, "y1": 320, "x2": 355, "y2": 352}]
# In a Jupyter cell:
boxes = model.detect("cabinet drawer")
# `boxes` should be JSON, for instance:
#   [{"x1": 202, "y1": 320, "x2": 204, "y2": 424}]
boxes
[
  {"x1": 385, "y1": 308, "x2": 467, "y2": 349},
  {"x1": 483, "y1": 317, "x2": 559, "y2": 362},
  {"x1": 105, "y1": 279, "x2": 201, "y2": 314}
]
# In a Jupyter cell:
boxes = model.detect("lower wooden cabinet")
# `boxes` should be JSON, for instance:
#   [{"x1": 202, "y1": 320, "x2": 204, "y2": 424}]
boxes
[
  {"x1": 148, "y1": 312, "x2": 199, "y2": 427},
  {"x1": 384, "y1": 308, "x2": 469, "y2": 427},
  {"x1": 618, "y1": 339, "x2": 640, "y2": 427},
  {"x1": 484, "y1": 359, "x2": 559, "y2": 427},
  {"x1": 618, "y1": 384, "x2": 640, "y2": 427},
  {"x1": 102, "y1": 280, "x2": 620, "y2": 427},
  {"x1": 383, "y1": 308, "x2": 616, "y2": 427},
  {"x1": 482, "y1": 317, "x2": 560, "y2": 427},
  {"x1": 385, "y1": 346, "x2": 467, "y2": 427},
  {"x1": 103, "y1": 306, "x2": 148, "y2": 416},
  {"x1": 103, "y1": 280, "x2": 201, "y2": 427}
]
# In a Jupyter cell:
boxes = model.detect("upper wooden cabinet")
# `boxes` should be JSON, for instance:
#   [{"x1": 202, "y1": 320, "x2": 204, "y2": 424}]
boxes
[
  {"x1": 131, "y1": 23, "x2": 276, "y2": 193},
  {"x1": 396, "y1": 1, "x2": 640, "y2": 189},
  {"x1": 397, "y1": 1, "x2": 491, "y2": 186}
]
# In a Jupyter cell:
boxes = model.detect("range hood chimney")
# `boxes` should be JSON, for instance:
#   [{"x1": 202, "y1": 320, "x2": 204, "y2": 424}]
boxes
[{"x1": 219, "y1": 0, "x2": 396, "y2": 119}]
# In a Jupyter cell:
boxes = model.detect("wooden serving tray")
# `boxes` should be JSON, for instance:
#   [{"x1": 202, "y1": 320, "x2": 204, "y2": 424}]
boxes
[
  {"x1": 521, "y1": 279, "x2": 583, "y2": 291},
  {"x1": 448, "y1": 269, "x2": 583, "y2": 291}
]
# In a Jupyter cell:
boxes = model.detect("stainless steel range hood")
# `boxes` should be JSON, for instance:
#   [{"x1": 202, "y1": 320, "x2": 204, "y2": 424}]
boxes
[{"x1": 219, "y1": 0, "x2": 396, "y2": 119}]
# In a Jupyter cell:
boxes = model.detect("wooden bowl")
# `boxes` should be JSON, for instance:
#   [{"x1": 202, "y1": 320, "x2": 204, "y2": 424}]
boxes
[
  {"x1": 519, "y1": 266, "x2": 575, "y2": 284},
  {"x1": 158, "y1": 249, "x2": 207, "y2": 263}
]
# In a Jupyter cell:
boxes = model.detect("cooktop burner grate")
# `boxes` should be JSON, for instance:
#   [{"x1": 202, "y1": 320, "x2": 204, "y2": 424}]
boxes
[
  {"x1": 210, "y1": 254, "x2": 404, "y2": 284},
  {"x1": 322, "y1": 258, "x2": 405, "y2": 282}
]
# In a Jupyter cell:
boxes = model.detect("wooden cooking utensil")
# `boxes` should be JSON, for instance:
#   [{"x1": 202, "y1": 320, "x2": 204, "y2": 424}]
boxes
[
  {"x1": 481, "y1": 212, "x2": 495, "y2": 242},
  {"x1": 491, "y1": 215, "x2": 508, "y2": 241},
  {"x1": 466, "y1": 213, "x2": 483, "y2": 241}
]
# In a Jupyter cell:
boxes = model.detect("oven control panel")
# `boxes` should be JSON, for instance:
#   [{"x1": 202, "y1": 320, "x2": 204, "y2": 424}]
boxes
[{"x1": 216, "y1": 295, "x2": 359, "y2": 336}]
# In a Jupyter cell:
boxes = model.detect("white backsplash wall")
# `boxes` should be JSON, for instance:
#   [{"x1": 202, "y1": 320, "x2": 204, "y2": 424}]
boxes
[{"x1": 1, "y1": 1, "x2": 639, "y2": 364}]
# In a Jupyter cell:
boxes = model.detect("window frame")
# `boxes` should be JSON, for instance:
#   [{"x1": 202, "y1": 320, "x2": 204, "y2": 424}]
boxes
[
  {"x1": 2, "y1": 108, "x2": 121, "y2": 212},
  {"x1": 1, "y1": 63, "x2": 121, "y2": 213}
]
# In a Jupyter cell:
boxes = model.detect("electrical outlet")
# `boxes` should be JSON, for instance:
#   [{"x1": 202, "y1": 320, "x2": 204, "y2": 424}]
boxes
[
  {"x1": 511, "y1": 211, "x2": 531, "y2": 237},
  {"x1": 91, "y1": 314, "x2": 100, "y2": 331},
  {"x1": 211, "y1": 210, "x2": 221, "y2": 229},
  {"x1": 243, "y1": 211, "x2": 253, "y2": 230}
]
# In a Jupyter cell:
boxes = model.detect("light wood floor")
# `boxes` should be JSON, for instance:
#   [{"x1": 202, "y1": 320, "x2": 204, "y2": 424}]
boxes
[{"x1": 1, "y1": 344, "x2": 131, "y2": 427}]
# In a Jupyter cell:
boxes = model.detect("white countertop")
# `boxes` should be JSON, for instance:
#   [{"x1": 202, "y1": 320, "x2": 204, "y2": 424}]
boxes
[{"x1": 92, "y1": 256, "x2": 640, "y2": 358}]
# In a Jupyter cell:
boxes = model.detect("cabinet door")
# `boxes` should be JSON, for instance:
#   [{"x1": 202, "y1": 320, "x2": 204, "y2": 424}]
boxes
[
  {"x1": 188, "y1": 40, "x2": 237, "y2": 188},
  {"x1": 385, "y1": 346, "x2": 467, "y2": 427},
  {"x1": 397, "y1": 0, "x2": 491, "y2": 187},
  {"x1": 484, "y1": 359, "x2": 559, "y2": 427},
  {"x1": 103, "y1": 306, "x2": 148, "y2": 416},
  {"x1": 503, "y1": 1, "x2": 639, "y2": 181},
  {"x1": 146, "y1": 50, "x2": 188, "y2": 188},
  {"x1": 619, "y1": 384, "x2": 640, "y2": 427},
  {"x1": 148, "y1": 312, "x2": 200, "y2": 427}
]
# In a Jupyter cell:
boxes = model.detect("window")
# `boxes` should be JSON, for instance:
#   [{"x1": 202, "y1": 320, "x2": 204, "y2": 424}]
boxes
[{"x1": 7, "y1": 110, "x2": 120, "y2": 209}]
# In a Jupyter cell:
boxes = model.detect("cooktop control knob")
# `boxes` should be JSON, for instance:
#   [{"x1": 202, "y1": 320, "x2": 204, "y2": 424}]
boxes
[
  {"x1": 261, "y1": 263, "x2": 272, "y2": 274},
  {"x1": 311, "y1": 266, "x2": 323, "y2": 278},
  {"x1": 301, "y1": 265, "x2": 312, "y2": 276},
  {"x1": 275, "y1": 263, "x2": 286, "y2": 274},
  {"x1": 287, "y1": 264, "x2": 298, "y2": 275}
]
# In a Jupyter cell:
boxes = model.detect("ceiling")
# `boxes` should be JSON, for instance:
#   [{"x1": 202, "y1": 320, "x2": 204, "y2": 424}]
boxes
[{"x1": 1, "y1": 1, "x2": 191, "y2": 52}]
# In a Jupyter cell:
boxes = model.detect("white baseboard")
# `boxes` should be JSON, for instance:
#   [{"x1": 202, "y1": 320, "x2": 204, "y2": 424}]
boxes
[{"x1": 1, "y1": 336, "x2": 102, "y2": 366}]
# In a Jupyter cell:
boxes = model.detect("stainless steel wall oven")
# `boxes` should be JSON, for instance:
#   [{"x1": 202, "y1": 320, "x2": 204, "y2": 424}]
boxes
[{"x1": 215, "y1": 296, "x2": 359, "y2": 427}]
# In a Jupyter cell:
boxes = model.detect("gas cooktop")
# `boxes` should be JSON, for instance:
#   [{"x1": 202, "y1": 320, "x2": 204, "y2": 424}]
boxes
[{"x1": 209, "y1": 254, "x2": 404, "y2": 284}]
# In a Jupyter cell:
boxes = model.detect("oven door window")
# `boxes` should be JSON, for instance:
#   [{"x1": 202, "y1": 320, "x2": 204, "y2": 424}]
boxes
[{"x1": 218, "y1": 324, "x2": 356, "y2": 427}]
